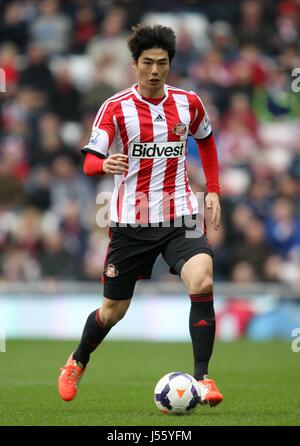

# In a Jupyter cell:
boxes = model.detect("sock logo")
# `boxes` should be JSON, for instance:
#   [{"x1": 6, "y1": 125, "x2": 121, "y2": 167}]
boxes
[{"x1": 193, "y1": 319, "x2": 211, "y2": 327}]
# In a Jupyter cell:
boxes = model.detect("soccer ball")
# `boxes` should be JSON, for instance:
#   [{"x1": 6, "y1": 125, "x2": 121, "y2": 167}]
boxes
[{"x1": 154, "y1": 372, "x2": 200, "y2": 414}]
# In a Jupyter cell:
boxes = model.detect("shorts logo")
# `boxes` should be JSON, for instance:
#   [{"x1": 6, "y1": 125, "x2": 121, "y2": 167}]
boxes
[
  {"x1": 104, "y1": 264, "x2": 119, "y2": 278},
  {"x1": 173, "y1": 122, "x2": 187, "y2": 136},
  {"x1": 130, "y1": 141, "x2": 186, "y2": 158}
]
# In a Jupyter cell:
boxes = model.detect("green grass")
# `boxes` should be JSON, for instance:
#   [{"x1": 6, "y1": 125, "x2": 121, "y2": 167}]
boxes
[{"x1": 0, "y1": 340, "x2": 299, "y2": 426}]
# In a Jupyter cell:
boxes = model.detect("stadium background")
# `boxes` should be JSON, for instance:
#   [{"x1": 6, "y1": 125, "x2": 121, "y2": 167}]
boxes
[{"x1": 0, "y1": 0, "x2": 300, "y2": 427}]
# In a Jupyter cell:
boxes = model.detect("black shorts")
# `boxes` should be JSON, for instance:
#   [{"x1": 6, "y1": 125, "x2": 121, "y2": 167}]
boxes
[{"x1": 102, "y1": 214, "x2": 213, "y2": 300}]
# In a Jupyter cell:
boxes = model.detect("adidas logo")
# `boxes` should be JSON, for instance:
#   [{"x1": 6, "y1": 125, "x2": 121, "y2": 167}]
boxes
[
  {"x1": 193, "y1": 319, "x2": 210, "y2": 327},
  {"x1": 154, "y1": 114, "x2": 165, "y2": 122}
]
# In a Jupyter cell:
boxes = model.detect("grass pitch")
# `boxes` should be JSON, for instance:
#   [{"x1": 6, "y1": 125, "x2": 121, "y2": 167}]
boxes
[{"x1": 0, "y1": 339, "x2": 299, "y2": 426}]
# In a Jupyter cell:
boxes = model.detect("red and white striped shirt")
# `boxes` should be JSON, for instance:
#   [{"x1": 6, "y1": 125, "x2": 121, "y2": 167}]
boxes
[{"x1": 83, "y1": 84, "x2": 212, "y2": 224}]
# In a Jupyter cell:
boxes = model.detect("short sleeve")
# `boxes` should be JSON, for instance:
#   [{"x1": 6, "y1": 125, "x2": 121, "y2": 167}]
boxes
[
  {"x1": 82, "y1": 101, "x2": 116, "y2": 157},
  {"x1": 189, "y1": 92, "x2": 212, "y2": 140}
]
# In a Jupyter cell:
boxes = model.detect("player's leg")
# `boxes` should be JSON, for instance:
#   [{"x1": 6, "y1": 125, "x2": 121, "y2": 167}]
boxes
[
  {"x1": 181, "y1": 253, "x2": 215, "y2": 380},
  {"x1": 180, "y1": 253, "x2": 223, "y2": 406},
  {"x1": 73, "y1": 297, "x2": 132, "y2": 367},
  {"x1": 58, "y1": 224, "x2": 159, "y2": 402},
  {"x1": 58, "y1": 297, "x2": 132, "y2": 402},
  {"x1": 162, "y1": 217, "x2": 223, "y2": 407},
  {"x1": 58, "y1": 297, "x2": 131, "y2": 402}
]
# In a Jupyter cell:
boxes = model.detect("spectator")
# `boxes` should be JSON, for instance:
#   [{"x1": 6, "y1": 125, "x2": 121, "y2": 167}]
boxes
[
  {"x1": 86, "y1": 6, "x2": 130, "y2": 89},
  {"x1": 235, "y1": 0, "x2": 273, "y2": 53},
  {"x1": 71, "y1": 4, "x2": 97, "y2": 54},
  {"x1": 49, "y1": 153, "x2": 93, "y2": 229},
  {"x1": 51, "y1": 64, "x2": 81, "y2": 121},
  {"x1": 19, "y1": 42, "x2": 56, "y2": 95},
  {"x1": 83, "y1": 228, "x2": 110, "y2": 281},
  {"x1": 231, "y1": 261, "x2": 257, "y2": 283},
  {"x1": 231, "y1": 217, "x2": 273, "y2": 280},
  {"x1": 265, "y1": 197, "x2": 300, "y2": 257},
  {"x1": 39, "y1": 230, "x2": 83, "y2": 280},
  {"x1": 0, "y1": 1, "x2": 29, "y2": 52},
  {"x1": 29, "y1": 0, "x2": 72, "y2": 55}
]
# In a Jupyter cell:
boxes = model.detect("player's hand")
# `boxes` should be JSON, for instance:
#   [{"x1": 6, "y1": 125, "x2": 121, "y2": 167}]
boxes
[
  {"x1": 205, "y1": 192, "x2": 221, "y2": 230},
  {"x1": 103, "y1": 154, "x2": 128, "y2": 175}
]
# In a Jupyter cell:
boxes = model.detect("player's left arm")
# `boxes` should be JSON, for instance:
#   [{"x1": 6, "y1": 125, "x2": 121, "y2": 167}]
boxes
[
  {"x1": 189, "y1": 92, "x2": 221, "y2": 230},
  {"x1": 197, "y1": 133, "x2": 221, "y2": 231},
  {"x1": 205, "y1": 192, "x2": 221, "y2": 231}
]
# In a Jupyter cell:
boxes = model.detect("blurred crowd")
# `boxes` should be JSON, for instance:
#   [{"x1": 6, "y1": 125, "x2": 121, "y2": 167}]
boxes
[{"x1": 0, "y1": 0, "x2": 300, "y2": 287}]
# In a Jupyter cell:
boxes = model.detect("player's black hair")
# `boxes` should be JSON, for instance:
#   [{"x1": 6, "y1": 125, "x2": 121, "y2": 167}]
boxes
[{"x1": 127, "y1": 24, "x2": 176, "y2": 63}]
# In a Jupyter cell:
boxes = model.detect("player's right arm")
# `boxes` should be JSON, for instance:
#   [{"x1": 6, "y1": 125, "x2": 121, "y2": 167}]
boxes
[
  {"x1": 81, "y1": 99, "x2": 128, "y2": 176},
  {"x1": 83, "y1": 153, "x2": 128, "y2": 176}
]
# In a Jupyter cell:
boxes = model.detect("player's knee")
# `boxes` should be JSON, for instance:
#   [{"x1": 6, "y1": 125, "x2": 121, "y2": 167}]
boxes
[
  {"x1": 189, "y1": 275, "x2": 213, "y2": 295},
  {"x1": 100, "y1": 306, "x2": 127, "y2": 328}
]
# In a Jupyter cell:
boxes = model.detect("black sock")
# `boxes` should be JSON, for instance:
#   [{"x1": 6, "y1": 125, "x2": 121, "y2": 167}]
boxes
[
  {"x1": 189, "y1": 293, "x2": 216, "y2": 381},
  {"x1": 73, "y1": 309, "x2": 111, "y2": 367}
]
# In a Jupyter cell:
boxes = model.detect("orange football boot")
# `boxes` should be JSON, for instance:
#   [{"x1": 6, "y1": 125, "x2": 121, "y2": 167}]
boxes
[
  {"x1": 198, "y1": 378, "x2": 224, "y2": 407},
  {"x1": 58, "y1": 353, "x2": 85, "y2": 401}
]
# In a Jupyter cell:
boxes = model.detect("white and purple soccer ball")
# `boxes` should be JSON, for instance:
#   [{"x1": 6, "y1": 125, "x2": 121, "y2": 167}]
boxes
[{"x1": 154, "y1": 372, "x2": 200, "y2": 414}]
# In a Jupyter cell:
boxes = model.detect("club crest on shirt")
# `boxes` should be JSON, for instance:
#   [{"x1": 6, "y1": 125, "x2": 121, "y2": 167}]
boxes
[
  {"x1": 173, "y1": 122, "x2": 187, "y2": 136},
  {"x1": 104, "y1": 263, "x2": 119, "y2": 278}
]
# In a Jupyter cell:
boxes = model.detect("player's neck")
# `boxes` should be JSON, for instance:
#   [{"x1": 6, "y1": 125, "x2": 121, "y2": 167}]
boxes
[{"x1": 136, "y1": 83, "x2": 165, "y2": 99}]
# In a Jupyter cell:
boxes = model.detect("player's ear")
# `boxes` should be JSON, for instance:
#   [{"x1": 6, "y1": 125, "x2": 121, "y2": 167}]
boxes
[{"x1": 132, "y1": 58, "x2": 137, "y2": 69}]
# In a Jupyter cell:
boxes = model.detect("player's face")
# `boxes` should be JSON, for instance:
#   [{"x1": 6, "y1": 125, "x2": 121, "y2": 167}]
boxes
[{"x1": 133, "y1": 48, "x2": 170, "y2": 96}]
